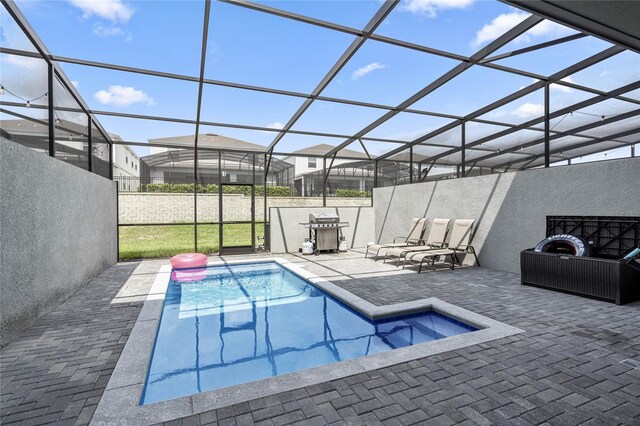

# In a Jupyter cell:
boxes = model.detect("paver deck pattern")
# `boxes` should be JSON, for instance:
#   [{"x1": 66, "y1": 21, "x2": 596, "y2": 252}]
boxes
[{"x1": 1, "y1": 250, "x2": 639, "y2": 426}]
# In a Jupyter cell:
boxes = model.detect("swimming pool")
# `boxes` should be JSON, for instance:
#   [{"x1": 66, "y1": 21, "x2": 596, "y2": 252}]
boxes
[{"x1": 140, "y1": 261, "x2": 477, "y2": 405}]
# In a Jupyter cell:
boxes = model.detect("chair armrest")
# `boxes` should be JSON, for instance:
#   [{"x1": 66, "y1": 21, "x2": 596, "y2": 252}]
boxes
[
  {"x1": 429, "y1": 241, "x2": 449, "y2": 249},
  {"x1": 393, "y1": 236, "x2": 408, "y2": 243}
]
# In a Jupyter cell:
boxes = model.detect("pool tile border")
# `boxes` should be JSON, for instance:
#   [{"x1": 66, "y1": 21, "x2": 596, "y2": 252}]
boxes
[{"x1": 91, "y1": 258, "x2": 524, "y2": 426}]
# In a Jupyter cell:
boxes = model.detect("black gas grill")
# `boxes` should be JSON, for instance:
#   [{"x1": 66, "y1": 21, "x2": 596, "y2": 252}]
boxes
[{"x1": 300, "y1": 213, "x2": 349, "y2": 253}]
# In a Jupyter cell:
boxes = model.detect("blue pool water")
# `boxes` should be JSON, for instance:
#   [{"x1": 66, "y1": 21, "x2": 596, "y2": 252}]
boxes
[{"x1": 141, "y1": 262, "x2": 477, "y2": 405}]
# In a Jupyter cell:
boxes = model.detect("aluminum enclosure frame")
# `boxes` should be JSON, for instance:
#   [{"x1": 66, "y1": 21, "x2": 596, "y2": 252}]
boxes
[{"x1": 1, "y1": 0, "x2": 638, "y2": 257}]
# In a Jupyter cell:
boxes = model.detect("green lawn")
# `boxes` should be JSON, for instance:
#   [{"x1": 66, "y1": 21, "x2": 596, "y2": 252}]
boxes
[{"x1": 119, "y1": 223, "x2": 264, "y2": 260}]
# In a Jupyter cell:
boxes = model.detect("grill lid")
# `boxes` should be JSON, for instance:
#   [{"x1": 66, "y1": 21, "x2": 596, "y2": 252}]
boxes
[{"x1": 310, "y1": 213, "x2": 340, "y2": 223}]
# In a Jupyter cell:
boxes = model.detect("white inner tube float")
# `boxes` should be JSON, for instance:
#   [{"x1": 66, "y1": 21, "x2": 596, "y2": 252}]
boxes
[{"x1": 534, "y1": 234, "x2": 591, "y2": 257}]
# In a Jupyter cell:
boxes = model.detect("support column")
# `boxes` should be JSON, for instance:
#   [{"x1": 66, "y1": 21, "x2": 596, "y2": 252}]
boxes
[
  {"x1": 218, "y1": 152, "x2": 223, "y2": 252},
  {"x1": 374, "y1": 160, "x2": 378, "y2": 188},
  {"x1": 108, "y1": 139, "x2": 113, "y2": 180},
  {"x1": 87, "y1": 116, "x2": 92, "y2": 172},
  {"x1": 194, "y1": 145, "x2": 198, "y2": 252},
  {"x1": 461, "y1": 121, "x2": 466, "y2": 177},
  {"x1": 48, "y1": 64, "x2": 55, "y2": 157},
  {"x1": 263, "y1": 153, "x2": 268, "y2": 229},
  {"x1": 544, "y1": 83, "x2": 550, "y2": 168},
  {"x1": 409, "y1": 146, "x2": 414, "y2": 183},
  {"x1": 322, "y1": 157, "x2": 327, "y2": 207}
]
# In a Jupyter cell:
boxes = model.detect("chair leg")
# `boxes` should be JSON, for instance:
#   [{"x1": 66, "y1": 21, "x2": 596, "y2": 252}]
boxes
[
  {"x1": 469, "y1": 247, "x2": 479, "y2": 267},
  {"x1": 383, "y1": 254, "x2": 388, "y2": 264},
  {"x1": 375, "y1": 248, "x2": 384, "y2": 261},
  {"x1": 365, "y1": 247, "x2": 369, "y2": 258}
]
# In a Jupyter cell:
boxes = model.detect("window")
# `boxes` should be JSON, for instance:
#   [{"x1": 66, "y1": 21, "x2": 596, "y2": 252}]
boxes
[
  {"x1": 308, "y1": 157, "x2": 317, "y2": 169},
  {"x1": 125, "y1": 156, "x2": 128, "y2": 165}
]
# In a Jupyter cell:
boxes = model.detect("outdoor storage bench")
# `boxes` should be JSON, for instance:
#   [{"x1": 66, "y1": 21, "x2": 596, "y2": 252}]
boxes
[{"x1": 521, "y1": 216, "x2": 640, "y2": 305}]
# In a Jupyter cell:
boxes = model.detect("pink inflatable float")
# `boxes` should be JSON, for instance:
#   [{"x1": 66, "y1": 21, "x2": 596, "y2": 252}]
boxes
[
  {"x1": 171, "y1": 253, "x2": 208, "y2": 269},
  {"x1": 170, "y1": 253, "x2": 208, "y2": 283},
  {"x1": 171, "y1": 268, "x2": 207, "y2": 283}
]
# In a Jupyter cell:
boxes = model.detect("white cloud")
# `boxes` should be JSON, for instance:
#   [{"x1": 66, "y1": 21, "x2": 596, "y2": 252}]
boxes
[
  {"x1": 401, "y1": 0, "x2": 474, "y2": 18},
  {"x1": 527, "y1": 19, "x2": 575, "y2": 39},
  {"x1": 473, "y1": 11, "x2": 574, "y2": 47},
  {"x1": 94, "y1": 85, "x2": 155, "y2": 106},
  {"x1": 512, "y1": 102, "x2": 544, "y2": 118},
  {"x1": 352, "y1": 62, "x2": 387, "y2": 80},
  {"x1": 92, "y1": 23, "x2": 132, "y2": 41},
  {"x1": 266, "y1": 122, "x2": 284, "y2": 130},
  {"x1": 550, "y1": 76, "x2": 576, "y2": 93},
  {"x1": 473, "y1": 12, "x2": 528, "y2": 46},
  {"x1": 2, "y1": 55, "x2": 41, "y2": 70},
  {"x1": 69, "y1": 0, "x2": 134, "y2": 23}
]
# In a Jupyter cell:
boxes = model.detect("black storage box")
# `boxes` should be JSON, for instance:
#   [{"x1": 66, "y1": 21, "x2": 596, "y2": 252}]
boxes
[{"x1": 521, "y1": 216, "x2": 640, "y2": 305}]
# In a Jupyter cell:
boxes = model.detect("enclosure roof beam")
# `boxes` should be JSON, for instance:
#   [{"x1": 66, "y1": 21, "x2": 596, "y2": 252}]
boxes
[
  {"x1": 0, "y1": 99, "x2": 613, "y2": 156},
  {"x1": 193, "y1": 0, "x2": 211, "y2": 155},
  {"x1": 503, "y1": 0, "x2": 640, "y2": 54},
  {"x1": 0, "y1": 0, "x2": 113, "y2": 145},
  {"x1": 381, "y1": 46, "x2": 626, "y2": 164},
  {"x1": 325, "y1": 15, "x2": 544, "y2": 158},
  {"x1": 480, "y1": 33, "x2": 588, "y2": 63},
  {"x1": 465, "y1": 108, "x2": 640, "y2": 165},
  {"x1": 266, "y1": 0, "x2": 398, "y2": 152},
  {"x1": 111, "y1": 139, "x2": 375, "y2": 162},
  {"x1": 358, "y1": 139, "x2": 372, "y2": 160},
  {"x1": 2, "y1": 48, "x2": 554, "y2": 126},
  {"x1": 414, "y1": 78, "x2": 638, "y2": 165},
  {"x1": 5, "y1": 43, "x2": 636, "y2": 136},
  {"x1": 500, "y1": 127, "x2": 640, "y2": 170},
  {"x1": 221, "y1": 0, "x2": 624, "y2": 97}
]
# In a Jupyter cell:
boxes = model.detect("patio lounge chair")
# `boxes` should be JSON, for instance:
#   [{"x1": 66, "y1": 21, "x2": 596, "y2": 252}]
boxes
[
  {"x1": 365, "y1": 217, "x2": 427, "y2": 260},
  {"x1": 402, "y1": 219, "x2": 479, "y2": 273},
  {"x1": 381, "y1": 218, "x2": 452, "y2": 263}
]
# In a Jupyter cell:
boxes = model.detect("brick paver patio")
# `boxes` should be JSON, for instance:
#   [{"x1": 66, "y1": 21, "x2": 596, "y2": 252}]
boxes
[{"x1": 1, "y1": 251, "x2": 639, "y2": 425}]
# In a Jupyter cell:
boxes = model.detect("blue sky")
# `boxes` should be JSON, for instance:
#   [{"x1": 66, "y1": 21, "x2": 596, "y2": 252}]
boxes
[{"x1": 2, "y1": 0, "x2": 639, "y2": 162}]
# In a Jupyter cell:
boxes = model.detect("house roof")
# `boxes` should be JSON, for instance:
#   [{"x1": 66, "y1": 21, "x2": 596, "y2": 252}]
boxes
[
  {"x1": 287, "y1": 143, "x2": 372, "y2": 159},
  {"x1": 148, "y1": 133, "x2": 267, "y2": 152}
]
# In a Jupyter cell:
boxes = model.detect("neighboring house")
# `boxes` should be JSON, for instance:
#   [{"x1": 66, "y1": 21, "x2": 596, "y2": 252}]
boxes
[
  {"x1": 0, "y1": 118, "x2": 110, "y2": 177},
  {"x1": 140, "y1": 133, "x2": 294, "y2": 187},
  {"x1": 0, "y1": 118, "x2": 50, "y2": 154},
  {"x1": 280, "y1": 144, "x2": 373, "y2": 196},
  {"x1": 111, "y1": 134, "x2": 140, "y2": 192},
  {"x1": 0, "y1": 118, "x2": 141, "y2": 185},
  {"x1": 288, "y1": 148, "x2": 461, "y2": 195}
]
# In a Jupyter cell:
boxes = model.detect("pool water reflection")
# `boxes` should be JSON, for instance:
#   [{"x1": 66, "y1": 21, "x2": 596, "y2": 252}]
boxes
[{"x1": 141, "y1": 262, "x2": 476, "y2": 405}]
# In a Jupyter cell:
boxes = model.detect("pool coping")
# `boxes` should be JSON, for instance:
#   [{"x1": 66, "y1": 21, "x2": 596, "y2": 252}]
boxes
[{"x1": 90, "y1": 258, "x2": 524, "y2": 426}]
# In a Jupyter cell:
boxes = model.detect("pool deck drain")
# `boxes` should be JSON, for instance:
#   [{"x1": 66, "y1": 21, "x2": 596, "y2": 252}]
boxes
[{"x1": 90, "y1": 258, "x2": 523, "y2": 425}]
